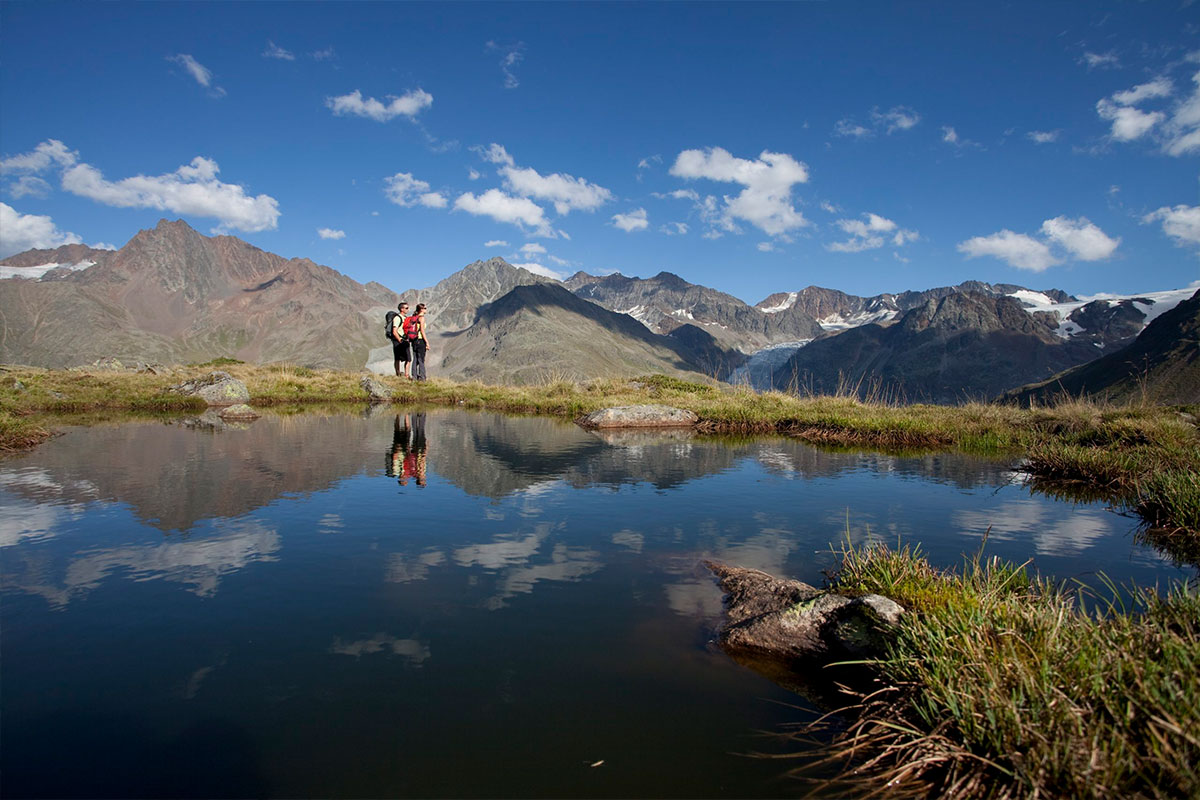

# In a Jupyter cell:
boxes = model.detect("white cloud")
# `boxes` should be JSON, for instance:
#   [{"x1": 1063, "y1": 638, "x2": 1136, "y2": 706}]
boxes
[
  {"x1": 318, "y1": 228, "x2": 345, "y2": 240},
  {"x1": 1096, "y1": 99, "x2": 1165, "y2": 141},
  {"x1": 511, "y1": 261, "x2": 566, "y2": 280},
  {"x1": 474, "y1": 143, "x2": 514, "y2": 166},
  {"x1": 1111, "y1": 78, "x2": 1172, "y2": 106},
  {"x1": 957, "y1": 230, "x2": 1062, "y2": 272},
  {"x1": 486, "y1": 41, "x2": 525, "y2": 89},
  {"x1": 834, "y1": 119, "x2": 872, "y2": 138},
  {"x1": 637, "y1": 155, "x2": 662, "y2": 170},
  {"x1": 828, "y1": 213, "x2": 916, "y2": 253},
  {"x1": 0, "y1": 203, "x2": 82, "y2": 258},
  {"x1": 1040, "y1": 216, "x2": 1120, "y2": 261},
  {"x1": 262, "y1": 40, "x2": 295, "y2": 61},
  {"x1": 1027, "y1": 130, "x2": 1060, "y2": 144},
  {"x1": 61, "y1": 156, "x2": 280, "y2": 232},
  {"x1": 484, "y1": 239, "x2": 509, "y2": 248},
  {"x1": 168, "y1": 54, "x2": 225, "y2": 96},
  {"x1": 820, "y1": 200, "x2": 840, "y2": 214},
  {"x1": 501, "y1": 164, "x2": 613, "y2": 215},
  {"x1": 8, "y1": 176, "x2": 52, "y2": 199},
  {"x1": 872, "y1": 106, "x2": 921, "y2": 133},
  {"x1": 669, "y1": 147, "x2": 809, "y2": 236},
  {"x1": 1081, "y1": 51, "x2": 1120, "y2": 70},
  {"x1": 383, "y1": 172, "x2": 447, "y2": 208},
  {"x1": 942, "y1": 126, "x2": 959, "y2": 144},
  {"x1": 311, "y1": 47, "x2": 336, "y2": 61},
  {"x1": 0, "y1": 139, "x2": 78, "y2": 173},
  {"x1": 519, "y1": 242, "x2": 547, "y2": 255},
  {"x1": 756, "y1": 241, "x2": 777, "y2": 252},
  {"x1": 325, "y1": 89, "x2": 433, "y2": 122},
  {"x1": 1163, "y1": 71, "x2": 1200, "y2": 156},
  {"x1": 453, "y1": 189, "x2": 551, "y2": 235},
  {"x1": 1144, "y1": 204, "x2": 1200, "y2": 248},
  {"x1": 659, "y1": 222, "x2": 688, "y2": 235},
  {"x1": 612, "y1": 208, "x2": 649, "y2": 232},
  {"x1": 468, "y1": 168, "x2": 482, "y2": 181}
]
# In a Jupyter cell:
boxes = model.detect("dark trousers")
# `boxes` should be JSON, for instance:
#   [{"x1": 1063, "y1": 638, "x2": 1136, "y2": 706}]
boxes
[{"x1": 412, "y1": 339, "x2": 428, "y2": 380}]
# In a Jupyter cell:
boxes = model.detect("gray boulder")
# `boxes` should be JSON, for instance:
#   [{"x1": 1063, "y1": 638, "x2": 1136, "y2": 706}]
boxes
[
  {"x1": 167, "y1": 371, "x2": 251, "y2": 406},
  {"x1": 218, "y1": 403, "x2": 260, "y2": 421},
  {"x1": 706, "y1": 561, "x2": 904, "y2": 664},
  {"x1": 577, "y1": 404, "x2": 699, "y2": 429},
  {"x1": 360, "y1": 375, "x2": 392, "y2": 403}
]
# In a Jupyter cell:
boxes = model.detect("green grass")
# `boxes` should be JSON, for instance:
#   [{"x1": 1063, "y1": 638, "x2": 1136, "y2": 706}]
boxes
[{"x1": 804, "y1": 540, "x2": 1200, "y2": 799}]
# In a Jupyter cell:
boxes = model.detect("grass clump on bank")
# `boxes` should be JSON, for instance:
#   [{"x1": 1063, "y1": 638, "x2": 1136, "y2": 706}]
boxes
[{"x1": 807, "y1": 540, "x2": 1200, "y2": 799}]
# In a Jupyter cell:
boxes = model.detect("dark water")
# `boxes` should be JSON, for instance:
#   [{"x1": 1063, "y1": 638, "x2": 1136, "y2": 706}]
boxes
[{"x1": 1, "y1": 408, "x2": 1190, "y2": 798}]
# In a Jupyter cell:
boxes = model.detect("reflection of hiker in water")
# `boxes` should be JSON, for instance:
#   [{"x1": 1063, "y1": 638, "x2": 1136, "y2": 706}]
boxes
[
  {"x1": 387, "y1": 413, "x2": 412, "y2": 485},
  {"x1": 404, "y1": 412, "x2": 428, "y2": 487}
]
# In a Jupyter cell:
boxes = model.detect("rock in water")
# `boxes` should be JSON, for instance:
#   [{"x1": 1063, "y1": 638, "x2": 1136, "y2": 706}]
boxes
[
  {"x1": 576, "y1": 404, "x2": 699, "y2": 429},
  {"x1": 218, "y1": 404, "x2": 260, "y2": 420},
  {"x1": 360, "y1": 375, "x2": 392, "y2": 403},
  {"x1": 167, "y1": 371, "x2": 250, "y2": 406}
]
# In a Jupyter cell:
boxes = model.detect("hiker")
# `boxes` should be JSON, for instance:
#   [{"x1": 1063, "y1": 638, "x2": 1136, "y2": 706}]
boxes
[
  {"x1": 404, "y1": 412, "x2": 428, "y2": 487},
  {"x1": 407, "y1": 303, "x2": 429, "y2": 381},
  {"x1": 390, "y1": 301, "x2": 411, "y2": 377}
]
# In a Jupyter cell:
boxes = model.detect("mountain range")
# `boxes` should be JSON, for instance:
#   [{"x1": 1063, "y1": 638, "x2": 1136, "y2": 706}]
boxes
[{"x1": 2, "y1": 219, "x2": 1195, "y2": 403}]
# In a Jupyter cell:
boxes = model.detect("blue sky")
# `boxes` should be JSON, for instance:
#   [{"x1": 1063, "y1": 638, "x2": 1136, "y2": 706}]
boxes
[{"x1": 1, "y1": 1, "x2": 1198, "y2": 304}]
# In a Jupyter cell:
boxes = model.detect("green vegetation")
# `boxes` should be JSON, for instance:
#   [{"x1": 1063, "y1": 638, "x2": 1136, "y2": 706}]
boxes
[
  {"x1": 1, "y1": 364, "x2": 1196, "y2": 538},
  {"x1": 799, "y1": 540, "x2": 1200, "y2": 799}
]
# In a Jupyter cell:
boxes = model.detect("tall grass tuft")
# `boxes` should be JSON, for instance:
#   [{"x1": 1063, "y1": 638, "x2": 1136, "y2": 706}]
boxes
[{"x1": 799, "y1": 540, "x2": 1200, "y2": 799}]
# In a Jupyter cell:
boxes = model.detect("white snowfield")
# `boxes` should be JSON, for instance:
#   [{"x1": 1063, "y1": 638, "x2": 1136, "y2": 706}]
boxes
[
  {"x1": 1006, "y1": 286, "x2": 1198, "y2": 340},
  {"x1": 758, "y1": 292, "x2": 798, "y2": 313},
  {"x1": 817, "y1": 308, "x2": 898, "y2": 331},
  {"x1": 0, "y1": 260, "x2": 96, "y2": 280}
]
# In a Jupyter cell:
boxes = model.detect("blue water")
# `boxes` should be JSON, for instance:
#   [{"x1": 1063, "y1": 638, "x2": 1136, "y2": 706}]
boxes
[{"x1": 0, "y1": 408, "x2": 1189, "y2": 798}]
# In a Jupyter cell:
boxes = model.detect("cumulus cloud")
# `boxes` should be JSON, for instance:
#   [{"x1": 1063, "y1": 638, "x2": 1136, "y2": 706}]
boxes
[
  {"x1": 486, "y1": 41, "x2": 525, "y2": 89},
  {"x1": 827, "y1": 213, "x2": 917, "y2": 253},
  {"x1": 325, "y1": 89, "x2": 433, "y2": 122},
  {"x1": 1093, "y1": 74, "x2": 1200, "y2": 153},
  {"x1": 1040, "y1": 216, "x2": 1120, "y2": 261},
  {"x1": 511, "y1": 261, "x2": 566, "y2": 280},
  {"x1": 317, "y1": 228, "x2": 345, "y2": 239},
  {"x1": 1163, "y1": 71, "x2": 1200, "y2": 156},
  {"x1": 873, "y1": 106, "x2": 921, "y2": 133},
  {"x1": 958, "y1": 230, "x2": 1062, "y2": 272},
  {"x1": 61, "y1": 156, "x2": 280, "y2": 232},
  {"x1": 1143, "y1": 204, "x2": 1200, "y2": 248},
  {"x1": 659, "y1": 222, "x2": 688, "y2": 235},
  {"x1": 454, "y1": 188, "x2": 551, "y2": 235},
  {"x1": 262, "y1": 40, "x2": 295, "y2": 60},
  {"x1": 1112, "y1": 78, "x2": 1172, "y2": 106},
  {"x1": 383, "y1": 172, "x2": 447, "y2": 208},
  {"x1": 1096, "y1": 99, "x2": 1164, "y2": 141},
  {"x1": 168, "y1": 54, "x2": 225, "y2": 97},
  {"x1": 0, "y1": 139, "x2": 78, "y2": 173},
  {"x1": 0, "y1": 203, "x2": 82, "y2": 258},
  {"x1": 519, "y1": 242, "x2": 547, "y2": 255},
  {"x1": 474, "y1": 143, "x2": 515, "y2": 166},
  {"x1": 501, "y1": 164, "x2": 613, "y2": 215},
  {"x1": 1027, "y1": 130, "x2": 1060, "y2": 144},
  {"x1": 611, "y1": 208, "x2": 649, "y2": 232},
  {"x1": 484, "y1": 239, "x2": 509, "y2": 247},
  {"x1": 833, "y1": 119, "x2": 872, "y2": 138},
  {"x1": 669, "y1": 147, "x2": 809, "y2": 237}
]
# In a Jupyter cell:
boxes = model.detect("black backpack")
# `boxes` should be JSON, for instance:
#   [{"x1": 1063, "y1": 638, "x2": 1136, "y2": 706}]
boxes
[{"x1": 384, "y1": 310, "x2": 399, "y2": 342}]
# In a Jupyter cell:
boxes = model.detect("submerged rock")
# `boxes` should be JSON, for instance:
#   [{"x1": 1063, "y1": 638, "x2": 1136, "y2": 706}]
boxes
[
  {"x1": 360, "y1": 375, "x2": 392, "y2": 403},
  {"x1": 577, "y1": 404, "x2": 699, "y2": 429},
  {"x1": 166, "y1": 371, "x2": 251, "y2": 407}
]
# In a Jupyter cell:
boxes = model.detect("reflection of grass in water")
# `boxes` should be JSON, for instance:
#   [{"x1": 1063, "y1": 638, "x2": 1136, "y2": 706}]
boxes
[
  {"x1": 2, "y1": 366, "x2": 1197, "y2": 537},
  {"x1": 794, "y1": 539, "x2": 1200, "y2": 799}
]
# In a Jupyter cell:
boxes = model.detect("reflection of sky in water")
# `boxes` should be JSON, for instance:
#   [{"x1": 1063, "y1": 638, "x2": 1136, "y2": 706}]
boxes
[{"x1": 1, "y1": 410, "x2": 1192, "y2": 799}]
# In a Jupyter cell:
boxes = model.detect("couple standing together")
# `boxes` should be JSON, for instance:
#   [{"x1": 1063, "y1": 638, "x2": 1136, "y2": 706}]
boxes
[{"x1": 391, "y1": 301, "x2": 429, "y2": 380}]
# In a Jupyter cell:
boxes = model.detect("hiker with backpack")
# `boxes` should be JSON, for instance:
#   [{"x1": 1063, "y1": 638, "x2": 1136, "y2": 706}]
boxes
[
  {"x1": 406, "y1": 303, "x2": 429, "y2": 381},
  {"x1": 387, "y1": 302, "x2": 411, "y2": 377}
]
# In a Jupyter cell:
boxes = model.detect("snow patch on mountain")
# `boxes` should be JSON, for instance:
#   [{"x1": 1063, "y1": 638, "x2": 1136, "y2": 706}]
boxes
[
  {"x1": 759, "y1": 292, "x2": 798, "y2": 314},
  {"x1": 1010, "y1": 287, "x2": 1195, "y2": 339},
  {"x1": 818, "y1": 309, "x2": 898, "y2": 330},
  {"x1": 0, "y1": 260, "x2": 96, "y2": 280}
]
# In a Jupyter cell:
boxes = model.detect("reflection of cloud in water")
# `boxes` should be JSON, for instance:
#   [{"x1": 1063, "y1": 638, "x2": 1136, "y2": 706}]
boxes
[
  {"x1": 953, "y1": 500, "x2": 1113, "y2": 557},
  {"x1": 0, "y1": 495, "x2": 83, "y2": 548},
  {"x1": 330, "y1": 633, "x2": 430, "y2": 666},
  {"x1": 664, "y1": 579, "x2": 724, "y2": 620},
  {"x1": 8, "y1": 520, "x2": 282, "y2": 607},
  {"x1": 487, "y1": 543, "x2": 602, "y2": 610},
  {"x1": 453, "y1": 523, "x2": 558, "y2": 569},
  {"x1": 611, "y1": 530, "x2": 644, "y2": 553},
  {"x1": 317, "y1": 514, "x2": 344, "y2": 534},
  {"x1": 386, "y1": 549, "x2": 446, "y2": 583}
]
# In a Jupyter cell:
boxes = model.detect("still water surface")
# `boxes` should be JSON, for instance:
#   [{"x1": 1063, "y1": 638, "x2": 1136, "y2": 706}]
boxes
[{"x1": 1, "y1": 408, "x2": 1190, "y2": 798}]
